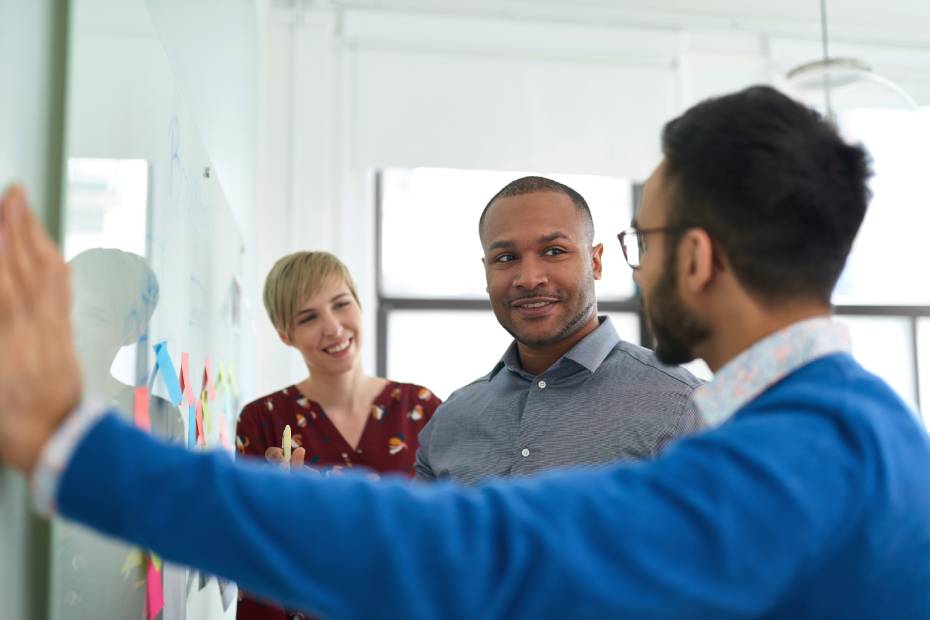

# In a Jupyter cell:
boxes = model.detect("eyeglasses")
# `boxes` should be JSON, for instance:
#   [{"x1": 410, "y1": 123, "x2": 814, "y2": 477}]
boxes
[{"x1": 617, "y1": 226, "x2": 690, "y2": 270}]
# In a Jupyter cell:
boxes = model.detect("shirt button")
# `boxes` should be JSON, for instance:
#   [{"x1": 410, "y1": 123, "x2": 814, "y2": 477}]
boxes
[
  {"x1": 521, "y1": 448, "x2": 530, "y2": 457},
  {"x1": 537, "y1": 380, "x2": 547, "y2": 389}
]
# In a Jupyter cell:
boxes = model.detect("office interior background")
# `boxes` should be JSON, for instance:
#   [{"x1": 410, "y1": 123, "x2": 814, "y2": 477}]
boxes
[{"x1": 2, "y1": 0, "x2": 930, "y2": 618}]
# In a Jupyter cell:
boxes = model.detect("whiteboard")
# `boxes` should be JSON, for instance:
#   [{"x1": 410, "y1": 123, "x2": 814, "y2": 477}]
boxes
[{"x1": 48, "y1": 0, "x2": 246, "y2": 619}]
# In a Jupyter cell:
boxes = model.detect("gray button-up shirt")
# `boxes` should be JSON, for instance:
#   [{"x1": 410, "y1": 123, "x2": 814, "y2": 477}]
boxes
[{"x1": 415, "y1": 316, "x2": 704, "y2": 483}]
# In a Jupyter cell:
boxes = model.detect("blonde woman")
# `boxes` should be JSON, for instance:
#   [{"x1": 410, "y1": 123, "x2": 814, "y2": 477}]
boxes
[{"x1": 235, "y1": 252, "x2": 441, "y2": 620}]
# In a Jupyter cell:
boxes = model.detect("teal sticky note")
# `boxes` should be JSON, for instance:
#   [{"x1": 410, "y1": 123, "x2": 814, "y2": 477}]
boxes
[
  {"x1": 188, "y1": 404, "x2": 196, "y2": 448},
  {"x1": 153, "y1": 341, "x2": 183, "y2": 406}
]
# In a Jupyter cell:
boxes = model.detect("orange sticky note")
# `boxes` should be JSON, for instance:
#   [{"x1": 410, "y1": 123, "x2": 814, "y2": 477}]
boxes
[
  {"x1": 134, "y1": 387, "x2": 151, "y2": 432},
  {"x1": 146, "y1": 557, "x2": 164, "y2": 620}
]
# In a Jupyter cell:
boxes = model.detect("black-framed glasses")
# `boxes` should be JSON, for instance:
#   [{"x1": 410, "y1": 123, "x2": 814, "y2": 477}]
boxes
[{"x1": 617, "y1": 226, "x2": 690, "y2": 270}]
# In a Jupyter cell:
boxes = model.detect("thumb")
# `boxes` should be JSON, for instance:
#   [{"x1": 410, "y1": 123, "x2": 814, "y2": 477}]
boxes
[{"x1": 265, "y1": 447, "x2": 285, "y2": 465}]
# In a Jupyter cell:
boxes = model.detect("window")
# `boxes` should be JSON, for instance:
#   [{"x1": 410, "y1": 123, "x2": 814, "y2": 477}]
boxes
[
  {"x1": 64, "y1": 158, "x2": 149, "y2": 387},
  {"x1": 831, "y1": 107, "x2": 930, "y2": 425}
]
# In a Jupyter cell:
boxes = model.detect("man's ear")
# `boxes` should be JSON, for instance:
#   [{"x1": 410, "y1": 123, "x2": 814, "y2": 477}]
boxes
[
  {"x1": 680, "y1": 229, "x2": 715, "y2": 295},
  {"x1": 482, "y1": 256, "x2": 491, "y2": 293},
  {"x1": 591, "y1": 243, "x2": 604, "y2": 280},
  {"x1": 276, "y1": 328, "x2": 292, "y2": 347}
]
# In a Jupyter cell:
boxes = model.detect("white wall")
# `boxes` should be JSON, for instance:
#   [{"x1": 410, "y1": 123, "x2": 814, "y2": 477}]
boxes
[{"x1": 255, "y1": 1, "x2": 930, "y2": 394}]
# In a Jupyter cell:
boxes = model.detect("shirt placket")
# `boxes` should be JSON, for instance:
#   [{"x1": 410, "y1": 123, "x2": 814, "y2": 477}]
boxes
[{"x1": 514, "y1": 371, "x2": 557, "y2": 473}]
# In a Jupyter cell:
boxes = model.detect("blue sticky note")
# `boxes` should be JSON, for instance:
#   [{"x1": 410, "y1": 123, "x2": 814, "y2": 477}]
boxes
[
  {"x1": 153, "y1": 341, "x2": 183, "y2": 406},
  {"x1": 188, "y1": 404, "x2": 197, "y2": 448}
]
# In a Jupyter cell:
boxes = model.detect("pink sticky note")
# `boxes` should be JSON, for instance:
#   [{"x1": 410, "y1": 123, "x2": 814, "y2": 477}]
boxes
[
  {"x1": 146, "y1": 557, "x2": 164, "y2": 620},
  {"x1": 179, "y1": 352, "x2": 195, "y2": 406},
  {"x1": 134, "y1": 387, "x2": 151, "y2": 432},
  {"x1": 195, "y1": 398, "x2": 205, "y2": 446},
  {"x1": 218, "y1": 411, "x2": 230, "y2": 449}
]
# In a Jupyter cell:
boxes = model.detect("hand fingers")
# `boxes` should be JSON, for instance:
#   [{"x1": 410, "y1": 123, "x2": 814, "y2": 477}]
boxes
[
  {"x1": 0, "y1": 189, "x2": 17, "y2": 317},
  {"x1": 0, "y1": 184, "x2": 27, "y2": 229},
  {"x1": 3, "y1": 186, "x2": 62, "y2": 309},
  {"x1": 265, "y1": 447, "x2": 285, "y2": 464},
  {"x1": 291, "y1": 447, "x2": 306, "y2": 468},
  {"x1": 5, "y1": 187, "x2": 41, "y2": 296},
  {"x1": 0, "y1": 186, "x2": 28, "y2": 314}
]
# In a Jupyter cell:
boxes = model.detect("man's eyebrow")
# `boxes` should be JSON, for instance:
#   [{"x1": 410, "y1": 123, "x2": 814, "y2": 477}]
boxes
[
  {"x1": 539, "y1": 232, "x2": 571, "y2": 244},
  {"x1": 488, "y1": 232, "x2": 573, "y2": 252},
  {"x1": 487, "y1": 239, "x2": 515, "y2": 252}
]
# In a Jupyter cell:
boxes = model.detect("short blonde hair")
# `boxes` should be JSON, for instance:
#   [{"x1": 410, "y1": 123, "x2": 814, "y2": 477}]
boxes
[{"x1": 263, "y1": 251, "x2": 360, "y2": 337}]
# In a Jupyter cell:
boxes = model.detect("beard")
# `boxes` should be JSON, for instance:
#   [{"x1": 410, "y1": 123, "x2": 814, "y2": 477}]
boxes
[
  {"x1": 644, "y1": 248, "x2": 711, "y2": 365},
  {"x1": 495, "y1": 276, "x2": 597, "y2": 350},
  {"x1": 506, "y1": 298, "x2": 595, "y2": 348}
]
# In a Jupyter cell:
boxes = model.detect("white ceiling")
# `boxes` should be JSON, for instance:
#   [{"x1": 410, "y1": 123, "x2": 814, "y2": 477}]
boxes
[{"x1": 330, "y1": 0, "x2": 930, "y2": 47}]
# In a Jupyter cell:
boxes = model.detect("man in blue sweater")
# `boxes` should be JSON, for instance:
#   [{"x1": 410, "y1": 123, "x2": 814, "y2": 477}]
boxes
[{"x1": 1, "y1": 85, "x2": 929, "y2": 619}]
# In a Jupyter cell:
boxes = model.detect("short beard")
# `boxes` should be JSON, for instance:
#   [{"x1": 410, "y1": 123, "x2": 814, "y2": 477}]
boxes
[
  {"x1": 645, "y1": 245, "x2": 711, "y2": 365},
  {"x1": 513, "y1": 299, "x2": 596, "y2": 348}
]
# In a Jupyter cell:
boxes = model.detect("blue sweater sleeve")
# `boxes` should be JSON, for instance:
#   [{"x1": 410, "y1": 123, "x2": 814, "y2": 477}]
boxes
[{"x1": 56, "y1": 410, "x2": 862, "y2": 619}]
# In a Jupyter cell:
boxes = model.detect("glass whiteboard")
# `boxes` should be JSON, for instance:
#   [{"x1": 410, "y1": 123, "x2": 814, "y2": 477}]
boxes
[{"x1": 49, "y1": 0, "x2": 245, "y2": 618}]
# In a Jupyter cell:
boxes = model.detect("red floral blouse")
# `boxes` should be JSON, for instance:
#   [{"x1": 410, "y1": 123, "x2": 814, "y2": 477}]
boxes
[{"x1": 235, "y1": 381, "x2": 441, "y2": 620}]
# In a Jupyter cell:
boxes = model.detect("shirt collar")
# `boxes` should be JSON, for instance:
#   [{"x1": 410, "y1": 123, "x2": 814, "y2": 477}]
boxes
[
  {"x1": 492, "y1": 315, "x2": 620, "y2": 379},
  {"x1": 693, "y1": 316, "x2": 851, "y2": 427}
]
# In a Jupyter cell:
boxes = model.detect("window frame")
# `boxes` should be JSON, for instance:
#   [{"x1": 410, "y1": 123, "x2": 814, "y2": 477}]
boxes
[{"x1": 375, "y1": 172, "x2": 930, "y2": 418}]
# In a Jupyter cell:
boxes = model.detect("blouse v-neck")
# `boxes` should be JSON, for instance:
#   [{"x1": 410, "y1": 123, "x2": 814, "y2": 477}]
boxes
[{"x1": 292, "y1": 380, "x2": 394, "y2": 453}]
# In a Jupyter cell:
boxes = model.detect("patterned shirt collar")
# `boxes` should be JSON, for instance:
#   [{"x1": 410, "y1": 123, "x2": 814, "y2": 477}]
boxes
[
  {"x1": 495, "y1": 316, "x2": 621, "y2": 378},
  {"x1": 693, "y1": 316, "x2": 851, "y2": 427}
]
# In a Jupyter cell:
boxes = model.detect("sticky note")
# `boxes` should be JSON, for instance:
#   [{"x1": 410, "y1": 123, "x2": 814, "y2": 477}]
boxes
[
  {"x1": 133, "y1": 387, "x2": 151, "y2": 432},
  {"x1": 218, "y1": 578, "x2": 238, "y2": 611},
  {"x1": 201, "y1": 393, "x2": 212, "y2": 436},
  {"x1": 146, "y1": 557, "x2": 164, "y2": 620},
  {"x1": 187, "y1": 404, "x2": 196, "y2": 448},
  {"x1": 202, "y1": 356, "x2": 215, "y2": 402},
  {"x1": 217, "y1": 409, "x2": 230, "y2": 449},
  {"x1": 179, "y1": 352, "x2": 195, "y2": 406},
  {"x1": 216, "y1": 362, "x2": 227, "y2": 390},
  {"x1": 195, "y1": 398, "x2": 205, "y2": 447},
  {"x1": 121, "y1": 549, "x2": 144, "y2": 579},
  {"x1": 228, "y1": 363, "x2": 239, "y2": 396},
  {"x1": 153, "y1": 342, "x2": 183, "y2": 406}
]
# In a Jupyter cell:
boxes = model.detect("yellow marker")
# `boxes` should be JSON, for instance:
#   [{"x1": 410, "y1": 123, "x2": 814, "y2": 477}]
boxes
[{"x1": 283, "y1": 424, "x2": 292, "y2": 470}]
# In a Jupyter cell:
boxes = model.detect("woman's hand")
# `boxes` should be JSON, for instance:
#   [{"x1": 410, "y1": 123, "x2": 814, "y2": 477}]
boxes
[{"x1": 265, "y1": 446, "x2": 306, "y2": 469}]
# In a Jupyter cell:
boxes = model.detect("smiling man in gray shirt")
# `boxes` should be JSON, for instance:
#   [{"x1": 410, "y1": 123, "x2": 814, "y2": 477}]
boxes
[{"x1": 415, "y1": 176, "x2": 703, "y2": 483}]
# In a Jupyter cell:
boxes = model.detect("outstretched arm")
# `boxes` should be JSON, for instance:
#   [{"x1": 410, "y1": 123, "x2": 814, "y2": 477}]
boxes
[
  {"x1": 0, "y1": 185, "x2": 861, "y2": 620},
  {"x1": 56, "y1": 404, "x2": 859, "y2": 620}
]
